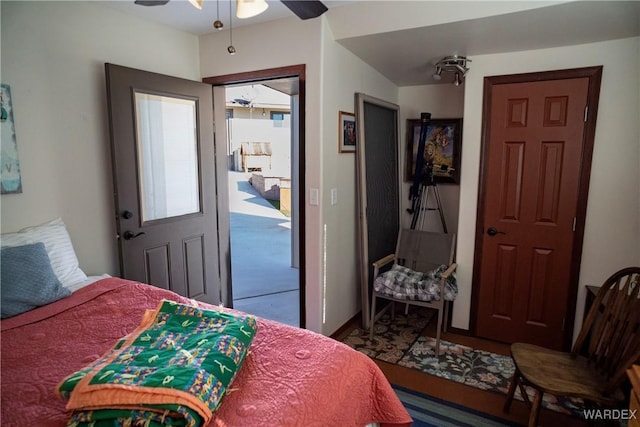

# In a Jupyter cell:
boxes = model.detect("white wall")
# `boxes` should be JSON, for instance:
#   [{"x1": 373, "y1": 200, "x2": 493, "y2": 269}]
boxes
[
  {"x1": 320, "y1": 19, "x2": 399, "y2": 335},
  {"x1": 0, "y1": 1, "x2": 201, "y2": 276},
  {"x1": 455, "y1": 37, "x2": 640, "y2": 341}
]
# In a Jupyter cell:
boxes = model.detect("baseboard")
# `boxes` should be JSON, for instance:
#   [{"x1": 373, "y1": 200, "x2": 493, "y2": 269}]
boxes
[
  {"x1": 329, "y1": 311, "x2": 361, "y2": 340},
  {"x1": 447, "y1": 325, "x2": 471, "y2": 336},
  {"x1": 330, "y1": 310, "x2": 473, "y2": 339}
]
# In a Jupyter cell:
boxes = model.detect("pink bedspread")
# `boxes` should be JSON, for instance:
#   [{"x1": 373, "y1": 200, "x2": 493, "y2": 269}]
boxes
[{"x1": 1, "y1": 278, "x2": 411, "y2": 427}]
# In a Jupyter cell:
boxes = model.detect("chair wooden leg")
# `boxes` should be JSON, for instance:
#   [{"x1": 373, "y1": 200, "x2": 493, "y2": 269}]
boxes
[
  {"x1": 369, "y1": 294, "x2": 377, "y2": 340},
  {"x1": 443, "y1": 300, "x2": 449, "y2": 333},
  {"x1": 434, "y1": 305, "x2": 444, "y2": 357},
  {"x1": 528, "y1": 389, "x2": 543, "y2": 427},
  {"x1": 503, "y1": 367, "x2": 519, "y2": 413}
]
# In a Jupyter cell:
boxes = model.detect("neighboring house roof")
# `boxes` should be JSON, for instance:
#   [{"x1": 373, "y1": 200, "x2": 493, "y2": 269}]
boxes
[{"x1": 226, "y1": 85, "x2": 290, "y2": 110}]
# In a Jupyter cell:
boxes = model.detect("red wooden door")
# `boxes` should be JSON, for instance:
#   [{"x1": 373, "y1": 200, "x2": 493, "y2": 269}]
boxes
[{"x1": 475, "y1": 76, "x2": 592, "y2": 349}]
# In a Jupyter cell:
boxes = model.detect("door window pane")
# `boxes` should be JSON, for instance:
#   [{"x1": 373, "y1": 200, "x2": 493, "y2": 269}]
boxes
[{"x1": 135, "y1": 92, "x2": 201, "y2": 222}]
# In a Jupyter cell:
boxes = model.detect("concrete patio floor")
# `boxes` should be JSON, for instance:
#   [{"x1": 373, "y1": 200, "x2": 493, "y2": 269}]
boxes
[{"x1": 227, "y1": 171, "x2": 300, "y2": 327}]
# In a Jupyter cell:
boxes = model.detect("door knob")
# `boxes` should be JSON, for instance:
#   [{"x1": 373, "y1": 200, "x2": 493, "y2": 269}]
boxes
[
  {"x1": 487, "y1": 227, "x2": 507, "y2": 236},
  {"x1": 123, "y1": 230, "x2": 145, "y2": 240}
]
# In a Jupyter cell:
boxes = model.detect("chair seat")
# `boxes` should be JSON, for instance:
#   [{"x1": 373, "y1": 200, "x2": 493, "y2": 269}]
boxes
[
  {"x1": 511, "y1": 342, "x2": 624, "y2": 405},
  {"x1": 369, "y1": 229, "x2": 457, "y2": 358},
  {"x1": 373, "y1": 264, "x2": 457, "y2": 302}
]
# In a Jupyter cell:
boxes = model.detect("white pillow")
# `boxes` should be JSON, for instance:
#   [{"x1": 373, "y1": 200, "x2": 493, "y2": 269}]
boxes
[
  {"x1": 65, "y1": 274, "x2": 111, "y2": 293},
  {"x1": 1, "y1": 218, "x2": 88, "y2": 288}
]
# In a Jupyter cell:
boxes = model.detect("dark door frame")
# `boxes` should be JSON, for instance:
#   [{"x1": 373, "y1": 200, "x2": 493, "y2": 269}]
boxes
[
  {"x1": 470, "y1": 66, "x2": 602, "y2": 350},
  {"x1": 203, "y1": 64, "x2": 306, "y2": 328}
]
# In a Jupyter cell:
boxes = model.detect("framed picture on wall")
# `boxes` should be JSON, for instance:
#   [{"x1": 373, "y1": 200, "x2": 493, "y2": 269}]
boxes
[
  {"x1": 339, "y1": 111, "x2": 356, "y2": 153},
  {"x1": 405, "y1": 118, "x2": 462, "y2": 184},
  {"x1": 1, "y1": 83, "x2": 22, "y2": 194}
]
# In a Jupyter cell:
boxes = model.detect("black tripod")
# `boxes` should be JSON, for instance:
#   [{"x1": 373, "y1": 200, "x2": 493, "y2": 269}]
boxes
[{"x1": 407, "y1": 112, "x2": 448, "y2": 233}]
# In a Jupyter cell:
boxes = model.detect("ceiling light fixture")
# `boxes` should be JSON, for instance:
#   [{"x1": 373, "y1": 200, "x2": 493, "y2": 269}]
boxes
[
  {"x1": 213, "y1": 0, "x2": 224, "y2": 30},
  {"x1": 188, "y1": 0, "x2": 203, "y2": 10},
  {"x1": 432, "y1": 66, "x2": 443, "y2": 81},
  {"x1": 453, "y1": 72, "x2": 462, "y2": 86},
  {"x1": 227, "y1": 0, "x2": 236, "y2": 55},
  {"x1": 236, "y1": 0, "x2": 269, "y2": 19},
  {"x1": 432, "y1": 55, "x2": 471, "y2": 85}
]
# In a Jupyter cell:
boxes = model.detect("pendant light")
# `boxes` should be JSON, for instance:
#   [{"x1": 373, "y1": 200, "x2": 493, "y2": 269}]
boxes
[
  {"x1": 227, "y1": 0, "x2": 236, "y2": 55},
  {"x1": 213, "y1": 0, "x2": 223, "y2": 30},
  {"x1": 236, "y1": 0, "x2": 269, "y2": 19}
]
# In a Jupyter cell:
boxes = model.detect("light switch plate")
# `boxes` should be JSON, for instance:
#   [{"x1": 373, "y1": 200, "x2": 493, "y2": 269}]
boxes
[{"x1": 310, "y1": 188, "x2": 319, "y2": 206}]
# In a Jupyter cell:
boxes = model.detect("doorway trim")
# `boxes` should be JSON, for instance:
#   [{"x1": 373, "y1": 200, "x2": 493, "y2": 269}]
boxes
[
  {"x1": 203, "y1": 64, "x2": 306, "y2": 328},
  {"x1": 470, "y1": 66, "x2": 603, "y2": 350}
]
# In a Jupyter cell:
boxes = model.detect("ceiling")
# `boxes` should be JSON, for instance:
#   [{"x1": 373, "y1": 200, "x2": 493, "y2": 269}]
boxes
[
  {"x1": 101, "y1": 0, "x2": 640, "y2": 86},
  {"x1": 100, "y1": 0, "x2": 349, "y2": 34},
  {"x1": 338, "y1": 1, "x2": 640, "y2": 86}
]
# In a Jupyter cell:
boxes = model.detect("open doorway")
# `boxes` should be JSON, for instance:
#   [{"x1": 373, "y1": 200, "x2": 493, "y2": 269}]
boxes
[
  {"x1": 224, "y1": 83, "x2": 299, "y2": 327},
  {"x1": 204, "y1": 65, "x2": 306, "y2": 329}
]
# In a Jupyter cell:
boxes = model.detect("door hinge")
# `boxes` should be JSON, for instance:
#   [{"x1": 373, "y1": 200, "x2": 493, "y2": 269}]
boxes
[
  {"x1": 584, "y1": 106, "x2": 588, "y2": 122},
  {"x1": 562, "y1": 318, "x2": 566, "y2": 332},
  {"x1": 573, "y1": 217, "x2": 577, "y2": 232}
]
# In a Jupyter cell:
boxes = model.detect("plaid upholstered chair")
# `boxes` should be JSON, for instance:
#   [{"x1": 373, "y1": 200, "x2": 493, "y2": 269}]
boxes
[{"x1": 369, "y1": 229, "x2": 457, "y2": 356}]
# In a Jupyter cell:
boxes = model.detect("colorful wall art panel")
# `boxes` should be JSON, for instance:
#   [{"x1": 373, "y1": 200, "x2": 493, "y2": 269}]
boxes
[{"x1": 1, "y1": 84, "x2": 22, "y2": 194}]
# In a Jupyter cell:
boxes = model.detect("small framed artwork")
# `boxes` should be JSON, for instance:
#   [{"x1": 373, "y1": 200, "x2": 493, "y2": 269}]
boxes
[
  {"x1": 339, "y1": 111, "x2": 356, "y2": 153},
  {"x1": 405, "y1": 118, "x2": 462, "y2": 184}
]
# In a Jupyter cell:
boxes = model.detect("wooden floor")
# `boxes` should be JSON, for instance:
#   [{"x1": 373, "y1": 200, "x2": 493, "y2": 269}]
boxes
[{"x1": 333, "y1": 315, "x2": 587, "y2": 427}]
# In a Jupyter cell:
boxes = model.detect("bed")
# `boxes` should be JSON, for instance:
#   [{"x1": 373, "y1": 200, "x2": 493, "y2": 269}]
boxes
[{"x1": 1, "y1": 219, "x2": 412, "y2": 427}]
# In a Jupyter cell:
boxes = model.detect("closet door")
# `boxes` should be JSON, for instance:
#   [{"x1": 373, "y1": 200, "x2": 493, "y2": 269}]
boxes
[{"x1": 356, "y1": 93, "x2": 400, "y2": 329}]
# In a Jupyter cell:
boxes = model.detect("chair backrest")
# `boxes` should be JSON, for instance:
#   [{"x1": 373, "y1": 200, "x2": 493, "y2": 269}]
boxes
[
  {"x1": 394, "y1": 229, "x2": 455, "y2": 273},
  {"x1": 572, "y1": 267, "x2": 640, "y2": 392}
]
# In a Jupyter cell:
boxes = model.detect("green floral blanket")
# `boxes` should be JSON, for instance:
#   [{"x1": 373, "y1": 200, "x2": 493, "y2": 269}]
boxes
[{"x1": 57, "y1": 300, "x2": 258, "y2": 427}]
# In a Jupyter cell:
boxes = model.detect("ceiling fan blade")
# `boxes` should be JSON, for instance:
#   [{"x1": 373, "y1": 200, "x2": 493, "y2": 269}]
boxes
[
  {"x1": 134, "y1": 0, "x2": 170, "y2": 6},
  {"x1": 280, "y1": 0, "x2": 328, "y2": 20}
]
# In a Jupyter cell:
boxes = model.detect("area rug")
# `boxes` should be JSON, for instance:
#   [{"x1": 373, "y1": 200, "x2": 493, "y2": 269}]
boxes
[
  {"x1": 393, "y1": 384, "x2": 520, "y2": 427},
  {"x1": 342, "y1": 307, "x2": 584, "y2": 418},
  {"x1": 343, "y1": 306, "x2": 435, "y2": 363}
]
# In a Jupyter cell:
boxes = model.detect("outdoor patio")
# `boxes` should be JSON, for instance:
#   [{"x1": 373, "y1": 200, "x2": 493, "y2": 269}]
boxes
[{"x1": 228, "y1": 171, "x2": 299, "y2": 327}]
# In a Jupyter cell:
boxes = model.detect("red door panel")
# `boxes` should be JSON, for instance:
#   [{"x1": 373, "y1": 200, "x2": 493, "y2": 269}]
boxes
[{"x1": 475, "y1": 77, "x2": 590, "y2": 349}]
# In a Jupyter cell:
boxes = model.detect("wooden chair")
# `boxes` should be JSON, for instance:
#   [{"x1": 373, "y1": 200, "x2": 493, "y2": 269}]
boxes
[
  {"x1": 369, "y1": 229, "x2": 457, "y2": 356},
  {"x1": 503, "y1": 267, "x2": 640, "y2": 427}
]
